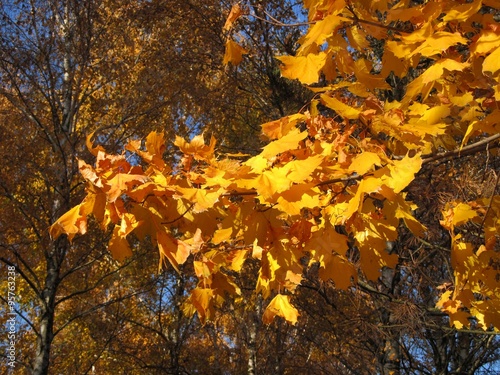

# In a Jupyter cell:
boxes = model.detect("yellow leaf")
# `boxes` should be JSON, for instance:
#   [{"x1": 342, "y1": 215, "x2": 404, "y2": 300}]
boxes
[
  {"x1": 384, "y1": 153, "x2": 422, "y2": 193},
  {"x1": 276, "y1": 184, "x2": 322, "y2": 216},
  {"x1": 452, "y1": 203, "x2": 479, "y2": 226},
  {"x1": 349, "y1": 152, "x2": 381, "y2": 175},
  {"x1": 414, "y1": 32, "x2": 468, "y2": 58},
  {"x1": 403, "y1": 59, "x2": 468, "y2": 103},
  {"x1": 280, "y1": 154, "x2": 324, "y2": 183},
  {"x1": 386, "y1": 7, "x2": 422, "y2": 22},
  {"x1": 319, "y1": 255, "x2": 357, "y2": 290},
  {"x1": 118, "y1": 213, "x2": 141, "y2": 236},
  {"x1": 223, "y1": 39, "x2": 248, "y2": 66},
  {"x1": 212, "y1": 271, "x2": 241, "y2": 297},
  {"x1": 212, "y1": 227, "x2": 233, "y2": 245},
  {"x1": 443, "y1": 0, "x2": 482, "y2": 22},
  {"x1": 297, "y1": 14, "x2": 347, "y2": 54},
  {"x1": 388, "y1": 195, "x2": 426, "y2": 237},
  {"x1": 108, "y1": 225, "x2": 133, "y2": 262},
  {"x1": 449, "y1": 310, "x2": 471, "y2": 330},
  {"x1": 483, "y1": 46, "x2": 500, "y2": 74},
  {"x1": 277, "y1": 52, "x2": 327, "y2": 85},
  {"x1": 401, "y1": 22, "x2": 433, "y2": 44},
  {"x1": 106, "y1": 173, "x2": 150, "y2": 202},
  {"x1": 262, "y1": 294, "x2": 299, "y2": 325},
  {"x1": 471, "y1": 31, "x2": 500, "y2": 56},
  {"x1": 175, "y1": 187, "x2": 224, "y2": 212},
  {"x1": 255, "y1": 169, "x2": 291, "y2": 200},
  {"x1": 225, "y1": 250, "x2": 248, "y2": 272},
  {"x1": 174, "y1": 133, "x2": 216, "y2": 160},
  {"x1": 260, "y1": 128, "x2": 308, "y2": 159},
  {"x1": 305, "y1": 224, "x2": 349, "y2": 257},
  {"x1": 436, "y1": 290, "x2": 453, "y2": 309},
  {"x1": 321, "y1": 94, "x2": 361, "y2": 120},
  {"x1": 244, "y1": 154, "x2": 269, "y2": 173}
]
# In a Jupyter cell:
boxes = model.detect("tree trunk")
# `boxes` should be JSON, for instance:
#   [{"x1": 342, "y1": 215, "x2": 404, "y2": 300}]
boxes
[
  {"x1": 379, "y1": 266, "x2": 401, "y2": 375},
  {"x1": 32, "y1": 236, "x2": 66, "y2": 375}
]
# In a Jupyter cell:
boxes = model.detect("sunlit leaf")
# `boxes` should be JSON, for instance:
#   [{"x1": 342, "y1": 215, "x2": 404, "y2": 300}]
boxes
[{"x1": 262, "y1": 294, "x2": 299, "y2": 325}]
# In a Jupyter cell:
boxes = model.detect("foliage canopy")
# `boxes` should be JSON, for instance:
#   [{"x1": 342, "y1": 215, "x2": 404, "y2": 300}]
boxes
[{"x1": 51, "y1": 0, "x2": 500, "y2": 335}]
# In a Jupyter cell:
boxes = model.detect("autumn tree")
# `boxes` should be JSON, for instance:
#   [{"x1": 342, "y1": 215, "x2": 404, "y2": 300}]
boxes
[
  {"x1": 8, "y1": 0, "x2": 500, "y2": 373},
  {"x1": 0, "y1": 0, "x2": 286, "y2": 374}
]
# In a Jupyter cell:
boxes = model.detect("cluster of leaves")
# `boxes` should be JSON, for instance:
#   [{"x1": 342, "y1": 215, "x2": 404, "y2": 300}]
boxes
[{"x1": 52, "y1": 0, "x2": 500, "y2": 331}]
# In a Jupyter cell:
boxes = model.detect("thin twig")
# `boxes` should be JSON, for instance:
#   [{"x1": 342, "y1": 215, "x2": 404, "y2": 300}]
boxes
[{"x1": 422, "y1": 133, "x2": 500, "y2": 165}]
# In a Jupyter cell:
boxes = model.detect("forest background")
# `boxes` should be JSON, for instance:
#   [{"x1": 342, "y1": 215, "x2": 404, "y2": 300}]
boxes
[{"x1": 1, "y1": 0, "x2": 500, "y2": 374}]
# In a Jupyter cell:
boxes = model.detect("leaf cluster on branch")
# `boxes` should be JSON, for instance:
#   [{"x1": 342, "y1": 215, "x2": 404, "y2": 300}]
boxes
[{"x1": 51, "y1": 0, "x2": 500, "y2": 332}]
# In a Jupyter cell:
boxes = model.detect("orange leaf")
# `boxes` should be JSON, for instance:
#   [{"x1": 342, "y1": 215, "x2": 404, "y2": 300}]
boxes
[
  {"x1": 108, "y1": 225, "x2": 133, "y2": 262},
  {"x1": 223, "y1": 39, "x2": 248, "y2": 66},
  {"x1": 49, "y1": 204, "x2": 87, "y2": 241},
  {"x1": 190, "y1": 288, "x2": 215, "y2": 323},
  {"x1": 223, "y1": 4, "x2": 244, "y2": 31},
  {"x1": 86, "y1": 132, "x2": 106, "y2": 157},
  {"x1": 157, "y1": 231, "x2": 191, "y2": 273}
]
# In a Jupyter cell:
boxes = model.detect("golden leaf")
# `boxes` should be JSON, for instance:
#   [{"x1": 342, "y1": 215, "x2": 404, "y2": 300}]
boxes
[
  {"x1": 442, "y1": 0, "x2": 482, "y2": 22},
  {"x1": 297, "y1": 14, "x2": 347, "y2": 55},
  {"x1": 321, "y1": 94, "x2": 361, "y2": 120},
  {"x1": 174, "y1": 133, "x2": 216, "y2": 160},
  {"x1": 349, "y1": 152, "x2": 381, "y2": 175},
  {"x1": 49, "y1": 204, "x2": 87, "y2": 241},
  {"x1": 175, "y1": 187, "x2": 224, "y2": 213},
  {"x1": 483, "y1": 46, "x2": 500, "y2": 74},
  {"x1": 223, "y1": 39, "x2": 248, "y2": 66},
  {"x1": 223, "y1": 4, "x2": 244, "y2": 31},
  {"x1": 319, "y1": 255, "x2": 357, "y2": 290},
  {"x1": 106, "y1": 173, "x2": 150, "y2": 202},
  {"x1": 277, "y1": 52, "x2": 327, "y2": 85},
  {"x1": 157, "y1": 231, "x2": 191, "y2": 273},
  {"x1": 262, "y1": 294, "x2": 299, "y2": 325},
  {"x1": 108, "y1": 225, "x2": 133, "y2": 262},
  {"x1": 261, "y1": 113, "x2": 307, "y2": 140},
  {"x1": 260, "y1": 128, "x2": 308, "y2": 159},
  {"x1": 190, "y1": 288, "x2": 215, "y2": 323}
]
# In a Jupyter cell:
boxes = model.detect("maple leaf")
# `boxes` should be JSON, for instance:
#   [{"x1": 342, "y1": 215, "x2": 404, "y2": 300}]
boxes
[
  {"x1": 174, "y1": 133, "x2": 216, "y2": 160},
  {"x1": 442, "y1": 0, "x2": 482, "y2": 22},
  {"x1": 261, "y1": 113, "x2": 307, "y2": 140},
  {"x1": 321, "y1": 94, "x2": 361, "y2": 120},
  {"x1": 349, "y1": 152, "x2": 382, "y2": 175},
  {"x1": 189, "y1": 288, "x2": 215, "y2": 323},
  {"x1": 108, "y1": 225, "x2": 133, "y2": 262},
  {"x1": 262, "y1": 294, "x2": 299, "y2": 325},
  {"x1": 223, "y1": 39, "x2": 248, "y2": 66},
  {"x1": 297, "y1": 14, "x2": 347, "y2": 55},
  {"x1": 260, "y1": 128, "x2": 308, "y2": 159},
  {"x1": 277, "y1": 52, "x2": 327, "y2": 85},
  {"x1": 483, "y1": 46, "x2": 500, "y2": 74},
  {"x1": 49, "y1": 204, "x2": 87, "y2": 242},
  {"x1": 157, "y1": 231, "x2": 191, "y2": 273},
  {"x1": 223, "y1": 4, "x2": 244, "y2": 31}
]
